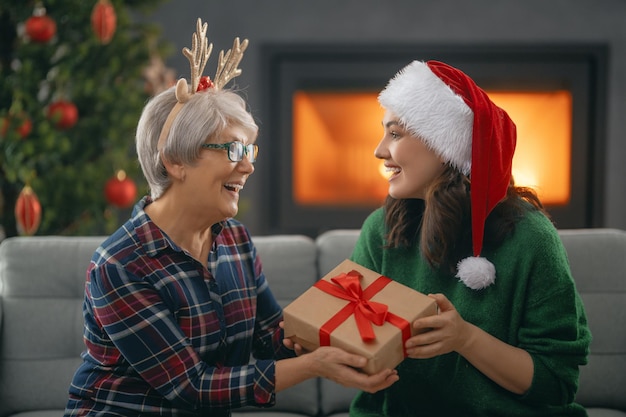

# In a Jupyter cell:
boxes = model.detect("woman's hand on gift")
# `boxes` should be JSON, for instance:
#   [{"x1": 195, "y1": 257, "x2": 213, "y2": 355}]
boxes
[
  {"x1": 307, "y1": 346, "x2": 399, "y2": 393},
  {"x1": 275, "y1": 345, "x2": 398, "y2": 393},
  {"x1": 282, "y1": 337, "x2": 306, "y2": 356},
  {"x1": 404, "y1": 293, "x2": 533, "y2": 394},
  {"x1": 404, "y1": 293, "x2": 473, "y2": 359},
  {"x1": 280, "y1": 321, "x2": 307, "y2": 355}
]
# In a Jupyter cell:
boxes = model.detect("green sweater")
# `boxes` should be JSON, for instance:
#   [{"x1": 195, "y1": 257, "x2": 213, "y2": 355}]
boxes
[{"x1": 349, "y1": 208, "x2": 591, "y2": 417}]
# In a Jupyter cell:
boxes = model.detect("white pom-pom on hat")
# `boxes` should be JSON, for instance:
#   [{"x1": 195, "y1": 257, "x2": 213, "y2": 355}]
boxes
[
  {"x1": 378, "y1": 60, "x2": 517, "y2": 290},
  {"x1": 456, "y1": 256, "x2": 496, "y2": 290}
]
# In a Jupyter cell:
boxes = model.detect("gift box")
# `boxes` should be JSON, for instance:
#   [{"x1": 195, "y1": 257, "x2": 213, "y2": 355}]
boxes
[{"x1": 283, "y1": 259, "x2": 438, "y2": 375}]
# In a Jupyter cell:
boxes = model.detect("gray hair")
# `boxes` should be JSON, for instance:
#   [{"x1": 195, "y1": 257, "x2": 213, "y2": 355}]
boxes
[{"x1": 136, "y1": 87, "x2": 258, "y2": 199}]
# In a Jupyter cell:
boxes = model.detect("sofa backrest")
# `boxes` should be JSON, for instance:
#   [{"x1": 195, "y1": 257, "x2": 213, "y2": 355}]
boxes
[
  {"x1": 251, "y1": 234, "x2": 320, "y2": 416},
  {"x1": 314, "y1": 228, "x2": 626, "y2": 413},
  {"x1": 557, "y1": 229, "x2": 626, "y2": 410},
  {"x1": 0, "y1": 236, "x2": 105, "y2": 416}
]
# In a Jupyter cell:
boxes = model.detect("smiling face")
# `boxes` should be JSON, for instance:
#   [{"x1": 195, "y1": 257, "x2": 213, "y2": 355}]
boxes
[
  {"x1": 182, "y1": 124, "x2": 255, "y2": 222},
  {"x1": 375, "y1": 110, "x2": 446, "y2": 200}
]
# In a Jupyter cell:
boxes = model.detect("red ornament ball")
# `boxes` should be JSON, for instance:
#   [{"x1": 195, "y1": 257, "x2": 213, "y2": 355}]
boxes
[
  {"x1": 47, "y1": 100, "x2": 78, "y2": 130},
  {"x1": 91, "y1": 0, "x2": 117, "y2": 44},
  {"x1": 105, "y1": 171, "x2": 137, "y2": 208},
  {"x1": 15, "y1": 185, "x2": 42, "y2": 236},
  {"x1": 25, "y1": 15, "x2": 57, "y2": 43},
  {"x1": 1, "y1": 115, "x2": 32, "y2": 139}
]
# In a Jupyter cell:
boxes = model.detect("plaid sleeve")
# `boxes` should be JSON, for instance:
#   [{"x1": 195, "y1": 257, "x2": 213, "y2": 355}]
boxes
[{"x1": 251, "y1": 359, "x2": 277, "y2": 406}]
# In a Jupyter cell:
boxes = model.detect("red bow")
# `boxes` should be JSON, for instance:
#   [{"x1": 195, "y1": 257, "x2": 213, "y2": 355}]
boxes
[
  {"x1": 315, "y1": 270, "x2": 389, "y2": 342},
  {"x1": 197, "y1": 76, "x2": 214, "y2": 91},
  {"x1": 314, "y1": 270, "x2": 411, "y2": 355}
]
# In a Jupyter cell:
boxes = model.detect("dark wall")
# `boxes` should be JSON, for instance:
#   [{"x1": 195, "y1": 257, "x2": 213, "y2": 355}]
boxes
[{"x1": 144, "y1": 0, "x2": 626, "y2": 234}]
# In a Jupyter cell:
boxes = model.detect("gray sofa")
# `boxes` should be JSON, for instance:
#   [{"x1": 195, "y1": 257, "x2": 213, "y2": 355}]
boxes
[{"x1": 0, "y1": 228, "x2": 624, "y2": 417}]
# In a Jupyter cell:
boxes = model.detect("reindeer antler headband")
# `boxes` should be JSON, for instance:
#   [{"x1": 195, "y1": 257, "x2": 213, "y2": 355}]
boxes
[{"x1": 156, "y1": 18, "x2": 249, "y2": 151}]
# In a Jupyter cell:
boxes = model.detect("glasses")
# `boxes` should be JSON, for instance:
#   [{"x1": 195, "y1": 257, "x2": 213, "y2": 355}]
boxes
[{"x1": 201, "y1": 142, "x2": 258, "y2": 163}]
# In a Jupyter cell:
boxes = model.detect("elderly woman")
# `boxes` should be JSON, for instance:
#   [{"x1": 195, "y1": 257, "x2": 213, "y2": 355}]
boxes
[{"x1": 64, "y1": 19, "x2": 397, "y2": 417}]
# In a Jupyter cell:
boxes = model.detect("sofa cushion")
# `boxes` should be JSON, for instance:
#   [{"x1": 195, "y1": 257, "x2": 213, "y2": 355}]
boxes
[
  {"x1": 4, "y1": 412, "x2": 64, "y2": 417},
  {"x1": 586, "y1": 409, "x2": 626, "y2": 417},
  {"x1": 246, "y1": 235, "x2": 320, "y2": 416},
  {"x1": 558, "y1": 229, "x2": 626, "y2": 411},
  {"x1": 0, "y1": 236, "x2": 105, "y2": 417},
  {"x1": 254, "y1": 235, "x2": 318, "y2": 308},
  {"x1": 315, "y1": 229, "x2": 361, "y2": 277}
]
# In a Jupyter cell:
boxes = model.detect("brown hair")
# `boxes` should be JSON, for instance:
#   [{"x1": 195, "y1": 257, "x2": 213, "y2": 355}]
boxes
[{"x1": 384, "y1": 164, "x2": 550, "y2": 274}]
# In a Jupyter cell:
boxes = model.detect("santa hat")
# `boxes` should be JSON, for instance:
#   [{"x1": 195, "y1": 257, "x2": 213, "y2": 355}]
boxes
[{"x1": 378, "y1": 60, "x2": 516, "y2": 290}]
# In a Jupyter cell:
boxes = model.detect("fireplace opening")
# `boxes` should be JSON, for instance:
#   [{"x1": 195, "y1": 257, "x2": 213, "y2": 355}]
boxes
[
  {"x1": 293, "y1": 90, "x2": 572, "y2": 208},
  {"x1": 260, "y1": 44, "x2": 607, "y2": 236},
  {"x1": 292, "y1": 92, "x2": 388, "y2": 208}
]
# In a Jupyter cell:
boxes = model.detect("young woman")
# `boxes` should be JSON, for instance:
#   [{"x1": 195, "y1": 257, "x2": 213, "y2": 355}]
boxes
[{"x1": 348, "y1": 60, "x2": 591, "y2": 416}]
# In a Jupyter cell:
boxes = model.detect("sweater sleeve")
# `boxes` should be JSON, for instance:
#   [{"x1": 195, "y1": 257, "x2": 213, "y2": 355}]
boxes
[{"x1": 513, "y1": 215, "x2": 591, "y2": 406}]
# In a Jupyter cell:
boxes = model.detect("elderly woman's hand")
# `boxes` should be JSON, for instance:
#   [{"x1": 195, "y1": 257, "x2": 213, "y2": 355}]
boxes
[{"x1": 305, "y1": 346, "x2": 399, "y2": 393}]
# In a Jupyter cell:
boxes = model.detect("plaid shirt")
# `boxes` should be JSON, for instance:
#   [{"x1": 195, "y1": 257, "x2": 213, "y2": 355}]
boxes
[{"x1": 65, "y1": 197, "x2": 292, "y2": 416}]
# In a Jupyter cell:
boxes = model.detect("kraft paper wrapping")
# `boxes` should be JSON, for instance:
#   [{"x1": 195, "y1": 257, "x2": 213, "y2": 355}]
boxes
[{"x1": 283, "y1": 259, "x2": 437, "y2": 375}]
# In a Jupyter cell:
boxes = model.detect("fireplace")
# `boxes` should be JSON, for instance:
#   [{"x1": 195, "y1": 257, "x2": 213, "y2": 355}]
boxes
[{"x1": 259, "y1": 44, "x2": 608, "y2": 236}]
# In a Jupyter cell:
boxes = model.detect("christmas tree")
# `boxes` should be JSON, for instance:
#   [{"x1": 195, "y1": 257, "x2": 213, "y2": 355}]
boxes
[{"x1": 0, "y1": 0, "x2": 173, "y2": 238}]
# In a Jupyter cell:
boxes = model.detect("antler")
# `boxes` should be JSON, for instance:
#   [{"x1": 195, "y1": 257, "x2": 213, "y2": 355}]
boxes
[
  {"x1": 177, "y1": 18, "x2": 213, "y2": 102},
  {"x1": 213, "y1": 37, "x2": 249, "y2": 90},
  {"x1": 157, "y1": 19, "x2": 249, "y2": 151}
]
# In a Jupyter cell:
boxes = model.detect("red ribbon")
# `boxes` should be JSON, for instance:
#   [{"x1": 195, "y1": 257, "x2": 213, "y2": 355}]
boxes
[{"x1": 314, "y1": 270, "x2": 411, "y2": 356}]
